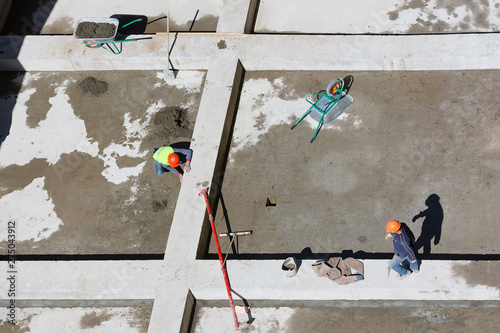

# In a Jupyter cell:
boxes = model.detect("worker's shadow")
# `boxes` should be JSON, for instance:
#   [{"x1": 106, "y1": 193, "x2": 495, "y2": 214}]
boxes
[{"x1": 412, "y1": 193, "x2": 444, "y2": 255}]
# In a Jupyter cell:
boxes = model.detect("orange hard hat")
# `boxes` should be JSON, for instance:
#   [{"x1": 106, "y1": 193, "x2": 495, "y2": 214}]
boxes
[
  {"x1": 168, "y1": 153, "x2": 180, "y2": 167},
  {"x1": 386, "y1": 220, "x2": 401, "y2": 233}
]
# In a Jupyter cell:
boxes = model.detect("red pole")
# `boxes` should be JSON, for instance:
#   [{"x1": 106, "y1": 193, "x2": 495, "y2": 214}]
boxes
[{"x1": 199, "y1": 188, "x2": 240, "y2": 331}]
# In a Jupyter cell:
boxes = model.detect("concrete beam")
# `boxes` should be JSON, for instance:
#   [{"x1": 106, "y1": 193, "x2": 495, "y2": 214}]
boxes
[
  {"x1": 148, "y1": 55, "x2": 244, "y2": 333},
  {"x1": 2, "y1": 33, "x2": 500, "y2": 72}
]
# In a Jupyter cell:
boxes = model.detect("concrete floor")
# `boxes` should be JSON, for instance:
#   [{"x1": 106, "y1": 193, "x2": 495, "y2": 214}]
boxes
[
  {"x1": 0, "y1": 0, "x2": 220, "y2": 35},
  {"x1": 0, "y1": 1, "x2": 499, "y2": 332},
  {"x1": 193, "y1": 305, "x2": 500, "y2": 333},
  {"x1": 0, "y1": 306, "x2": 151, "y2": 332},
  {"x1": 211, "y1": 69, "x2": 500, "y2": 257},
  {"x1": 0, "y1": 70, "x2": 204, "y2": 254}
]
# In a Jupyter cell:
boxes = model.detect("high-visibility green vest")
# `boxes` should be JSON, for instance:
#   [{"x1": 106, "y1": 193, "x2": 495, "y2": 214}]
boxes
[{"x1": 153, "y1": 146, "x2": 174, "y2": 165}]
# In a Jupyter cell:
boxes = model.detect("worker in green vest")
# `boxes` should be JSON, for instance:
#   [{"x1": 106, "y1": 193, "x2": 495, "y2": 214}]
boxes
[{"x1": 153, "y1": 145, "x2": 192, "y2": 182}]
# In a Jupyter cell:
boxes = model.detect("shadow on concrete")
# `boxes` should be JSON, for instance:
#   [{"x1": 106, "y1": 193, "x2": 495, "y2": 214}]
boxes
[
  {"x1": 412, "y1": 193, "x2": 444, "y2": 254},
  {"x1": 1, "y1": 1, "x2": 58, "y2": 145},
  {"x1": 206, "y1": 250, "x2": 500, "y2": 261},
  {"x1": 230, "y1": 289, "x2": 255, "y2": 324},
  {"x1": 343, "y1": 74, "x2": 354, "y2": 95},
  {"x1": 110, "y1": 14, "x2": 148, "y2": 40},
  {"x1": 220, "y1": 192, "x2": 237, "y2": 254},
  {"x1": 0, "y1": 253, "x2": 164, "y2": 261},
  {"x1": 0, "y1": 0, "x2": 56, "y2": 35},
  {"x1": 0, "y1": 71, "x2": 24, "y2": 147}
]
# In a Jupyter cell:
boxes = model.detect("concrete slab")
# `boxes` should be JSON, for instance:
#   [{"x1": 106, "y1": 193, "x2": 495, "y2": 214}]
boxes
[
  {"x1": 255, "y1": 0, "x2": 500, "y2": 34},
  {"x1": 0, "y1": 70, "x2": 205, "y2": 254},
  {"x1": 211, "y1": 70, "x2": 500, "y2": 257},
  {"x1": 3, "y1": 33, "x2": 500, "y2": 72},
  {"x1": 0, "y1": 2, "x2": 499, "y2": 333},
  {"x1": 0, "y1": 306, "x2": 151, "y2": 332},
  {"x1": 193, "y1": 305, "x2": 500, "y2": 332},
  {"x1": 0, "y1": 0, "x2": 222, "y2": 35}
]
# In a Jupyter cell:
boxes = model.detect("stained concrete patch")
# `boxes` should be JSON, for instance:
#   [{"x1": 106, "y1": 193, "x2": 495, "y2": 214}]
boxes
[
  {"x1": 211, "y1": 70, "x2": 500, "y2": 256},
  {"x1": 0, "y1": 307, "x2": 151, "y2": 332},
  {"x1": 0, "y1": 315, "x2": 33, "y2": 333},
  {"x1": 285, "y1": 307, "x2": 500, "y2": 333},
  {"x1": 452, "y1": 261, "x2": 500, "y2": 289},
  {"x1": 80, "y1": 310, "x2": 112, "y2": 328},
  {"x1": 142, "y1": 106, "x2": 193, "y2": 149},
  {"x1": 0, "y1": 177, "x2": 63, "y2": 241},
  {"x1": 0, "y1": 71, "x2": 205, "y2": 254},
  {"x1": 78, "y1": 76, "x2": 108, "y2": 97},
  {"x1": 387, "y1": 0, "x2": 497, "y2": 34},
  {"x1": 193, "y1": 306, "x2": 500, "y2": 333},
  {"x1": 24, "y1": 75, "x2": 59, "y2": 128},
  {"x1": 217, "y1": 39, "x2": 227, "y2": 49},
  {"x1": 0, "y1": 158, "x2": 48, "y2": 197},
  {"x1": 40, "y1": 15, "x2": 74, "y2": 34}
]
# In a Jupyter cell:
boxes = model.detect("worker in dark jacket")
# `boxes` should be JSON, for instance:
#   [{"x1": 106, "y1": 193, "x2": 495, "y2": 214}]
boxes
[
  {"x1": 386, "y1": 220, "x2": 419, "y2": 279},
  {"x1": 153, "y1": 145, "x2": 192, "y2": 183}
]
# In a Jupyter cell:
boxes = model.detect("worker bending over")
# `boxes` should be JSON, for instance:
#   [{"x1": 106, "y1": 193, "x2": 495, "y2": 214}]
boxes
[{"x1": 153, "y1": 145, "x2": 192, "y2": 183}]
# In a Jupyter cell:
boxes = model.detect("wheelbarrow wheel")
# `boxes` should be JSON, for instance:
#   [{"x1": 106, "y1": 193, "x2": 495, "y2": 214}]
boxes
[{"x1": 83, "y1": 41, "x2": 100, "y2": 48}]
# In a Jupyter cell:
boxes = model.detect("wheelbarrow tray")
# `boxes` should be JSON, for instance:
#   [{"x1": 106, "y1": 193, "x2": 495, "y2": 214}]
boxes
[
  {"x1": 310, "y1": 93, "x2": 354, "y2": 125},
  {"x1": 73, "y1": 17, "x2": 119, "y2": 43}
]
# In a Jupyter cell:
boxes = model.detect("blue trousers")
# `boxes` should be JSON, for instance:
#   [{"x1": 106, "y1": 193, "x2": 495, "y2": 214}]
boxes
[{"x1": 390, "y1": 255, "x2": 418, "y2": 275}]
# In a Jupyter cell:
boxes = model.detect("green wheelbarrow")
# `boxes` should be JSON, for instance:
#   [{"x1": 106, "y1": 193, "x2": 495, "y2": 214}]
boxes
[
  {"x1": 291, "y1": 78, "x2": 354, "y2": 143},
  {"x1": 73, "y1": 17, "x2": 151, "y2": 55}
]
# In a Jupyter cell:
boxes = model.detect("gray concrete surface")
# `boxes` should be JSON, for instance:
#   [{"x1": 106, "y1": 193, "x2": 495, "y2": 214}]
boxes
[
  {"x1": 211, "y1": 69, "x2": 500, "y2": 256},
  {"x1": 0, "y1": 0, "x2": 221, "y2": 35},
  {"x1": 255, "y1": 0, "x2": 500, "y2": 34},
  {"x1": 0, "y1": 1, "x2": 499, "y2": 332},
  {"x1": 193, "y1": 305, "x2": 500, "y2": 333},
  {"x1": 0, "y1": 71, "x2": 204, "y2": 254},
  {"x1": 0, "y1": 306, "x2": 151, "y2": 332}
]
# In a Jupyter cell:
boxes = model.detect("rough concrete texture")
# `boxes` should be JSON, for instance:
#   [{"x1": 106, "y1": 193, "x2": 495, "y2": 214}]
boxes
[
  {"x1": 255, "y1": 0, "x2": 500, "y2": 34},
  {"x1": 0, "y1": 0, "x2": 221, "y2": 35},
  {"x1": 193, "y1": 305, "x2": 500, "y2": 333},
  {"x1": 0, "y1": 70, "x2": 205, "y2": 254},
  {"x1": 212, "y1": 70, "x2": 500, "y2": 256},
  {"x1": 0, "y1": 306, "x2": 151, "y2": 332}
]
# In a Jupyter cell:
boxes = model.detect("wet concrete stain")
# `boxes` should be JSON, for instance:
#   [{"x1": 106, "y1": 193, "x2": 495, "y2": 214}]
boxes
[
  {"x1": 77, "y1": 77, "x2": 108, "y2": 97},
  {"x1": 24, "y1": 76, "x2": 59, "y2": 128},
  {"x1": 115, "y1": 156, "x2": 145, "y2": 168},
  {"x1": 212, "y1": 70, "x2": 500, "y2": 255},
  {"x1": 80, "y1": 310, "x2": 112, "y2": 329},
  {"x1": 217, "y1": 39, "x2": 227, "y2": 49},
  {"x1": 41, "y1": 15, "x2": 75, "y2": 34},
  {"x1": 285, "y1": 307, "x2": 500, "y2": 333},
  {"x1": 0, "y1": 158, "x2": 48, "y2": 197},
  {"x1": 0, "y1": 71, "x2": 204, "y2": 254},
  {"x1": 452, "y1": 261, "x2": 500, "y2": 289},
  {"x1": 142, "y1": 106, "x2": 193, "y2": 151},
  {"x1": 127, "y1": 307, "x2": 153, "y2": 333},
  {"x1": 0, "y1": 315, "x2": 33, "y2": 332},
  {"x1": 152, "y1": 199, "x2": 169, "y2": 212},
  {"x1": 197, "y1": 181, "x2": 210, "y2": 188},
  {"x1": 387, "y1": 0, "x2": 495, "y2": 33}
]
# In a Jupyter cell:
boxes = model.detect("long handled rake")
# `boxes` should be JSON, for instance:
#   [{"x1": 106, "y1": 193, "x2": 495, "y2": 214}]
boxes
[{"x1": 199, "y1": 188, "x2": 240, "y2": 331}]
